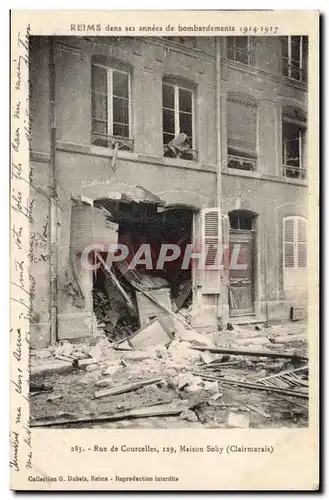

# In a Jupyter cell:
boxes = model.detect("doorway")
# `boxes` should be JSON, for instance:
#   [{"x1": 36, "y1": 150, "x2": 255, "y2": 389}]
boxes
[{"x1": 228, "y1": 210, "x2": 256, "y2": 316}]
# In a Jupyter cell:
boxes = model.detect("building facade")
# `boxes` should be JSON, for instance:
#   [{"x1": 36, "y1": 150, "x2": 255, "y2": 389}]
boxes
[{"x1": 29, "y1": 35, "x2": 308, "y2": 348}]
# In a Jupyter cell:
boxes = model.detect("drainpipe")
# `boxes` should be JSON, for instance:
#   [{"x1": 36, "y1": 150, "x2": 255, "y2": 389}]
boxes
[
  {"x1": 215, "y1": 37, "x2": 223, "y2": 325},
  {"x1": 49, "y1": 37, "x2": 58, "y2": 344}
]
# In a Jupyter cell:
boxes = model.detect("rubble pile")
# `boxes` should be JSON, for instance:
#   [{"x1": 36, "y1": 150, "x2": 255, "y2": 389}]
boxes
[{"x1": 30, "y1": 320, "x2": 309, "y2": 429}]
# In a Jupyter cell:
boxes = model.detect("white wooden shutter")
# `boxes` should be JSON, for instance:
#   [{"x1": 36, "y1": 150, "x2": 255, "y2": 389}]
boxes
[
  {"x1": 222, "y1": 214, "x2": 230, "y2": 286},
  {"x1": 202, "y1": 208, "x2": 221, "y2": 294},
  {"x1": 297, "y1": 218, "x2": 307, "y2": 267},
  {"x1": 283, "y1": 216, "x2": 308, "y2": 296},
  {"x1": 283, "y1": 216, "x2": 308, "y2": 269},
  {"x1": 283, "y1": 217, "x2": 295, "y2": 268}
]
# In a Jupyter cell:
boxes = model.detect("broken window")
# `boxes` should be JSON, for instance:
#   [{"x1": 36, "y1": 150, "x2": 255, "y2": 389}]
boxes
[
  {"x1": 91, "y1": 60, "x2": 133, "y2": 151},
  {"x1": 162, "y1": 78, "x2": 196, "y2": 161},
  {"x1": 282, "y1": 36, "x2": 308, "y2": 83},
  {"x1": 283, "y1": 216, "x2": 307, "y2": 269},
  {"x1": 282, "y1": 106, "x2": 307, "y2": 180},
  {"x1": 227, "y1": 37, "x2": 254, "y2": 66},
  {"x1": 227, "y1": 92, "x2": 257, "y2": 171}
]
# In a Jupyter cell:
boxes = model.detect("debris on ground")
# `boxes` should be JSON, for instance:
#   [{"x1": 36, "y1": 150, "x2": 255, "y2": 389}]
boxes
[
  {"x1": 30, "y1": 320, "x2": 309, "y2": 429},
  {"x1": 47, "y1": 393, "x2": 63, "y2": 402}
]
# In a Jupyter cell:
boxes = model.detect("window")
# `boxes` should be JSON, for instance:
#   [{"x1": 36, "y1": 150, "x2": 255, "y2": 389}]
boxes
[
  {"x1": 227, "y1": 37, "x2": 254, "y2": 66},
  {"x1": 162, "y1": 79, "x2": 196, "y2": 161},
  {"x1": 283, "y1": 216, "x2": 307, "y2": 269},
  {"x1": 282, "y1": 106, "x2": 307, "y2": 180},
  {"x1": 282, "y1": 36, "x2": 308, "y2": 82},
  {"x1": 229, "y1": 211, "x2": 254, "y2": 231},
  {"x1": 91, "y1": 62, "x2": 133, "y2": 151},
  {"x1": 227, "y1": 92, "x2": 257, "y2": 171}
]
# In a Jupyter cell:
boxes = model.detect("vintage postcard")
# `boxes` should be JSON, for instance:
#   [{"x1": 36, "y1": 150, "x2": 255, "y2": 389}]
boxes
[{"x1": 10, "y1": 10, "x2": 319, "y2": 490}]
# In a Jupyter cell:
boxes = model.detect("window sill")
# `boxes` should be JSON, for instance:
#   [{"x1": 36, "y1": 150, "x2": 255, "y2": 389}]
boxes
[
  {"x1": 225, "y1": 59, "x2": 308, "y2": 91},
  {"x1": 281, "y1": 74, "x2": 308, "y2": 88},
  {"x1": 56, "y1": 140, "x2": 216, "y2": 173},
  {"x1": 222, "y1": 167, "x2": 308, "y2": 186},
  {"x1": 226, "y1": 58, "x2": 254, "y2": 71}
]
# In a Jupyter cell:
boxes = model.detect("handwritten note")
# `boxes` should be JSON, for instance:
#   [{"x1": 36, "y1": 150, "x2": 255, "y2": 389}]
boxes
[{"x1": 10, "y1": 22, "x2": 35, "y2": 476}]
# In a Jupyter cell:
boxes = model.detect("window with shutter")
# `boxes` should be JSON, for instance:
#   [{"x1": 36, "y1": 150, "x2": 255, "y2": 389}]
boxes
[
  {"x1": 227, "y1": 92, "x2": 258, "y2": 171},
  {"x1": 202, "y1": 208, "x2": 221, "y2": 294}
]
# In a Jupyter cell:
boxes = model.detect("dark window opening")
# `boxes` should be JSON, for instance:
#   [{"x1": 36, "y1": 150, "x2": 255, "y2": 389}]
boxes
[
  {"x1": 229, "y1": 211, "x2": 254, "y2": 231},
  {"x1": 282, "y1": 36, "x2": 308, "y2": 83},
  {"x1": 282, "y1": 119, "x2": 306, "y2": 180}
]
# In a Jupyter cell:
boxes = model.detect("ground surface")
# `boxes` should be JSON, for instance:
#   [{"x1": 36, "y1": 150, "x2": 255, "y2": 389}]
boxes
[{"x1": 30, "y1": 320, "x2": 309, "y2": 429}]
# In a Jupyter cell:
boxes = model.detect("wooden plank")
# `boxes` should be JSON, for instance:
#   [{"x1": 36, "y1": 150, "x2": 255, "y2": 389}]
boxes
[
  {"x1": 94, "y1": 377, "x2": 163, "y2": 399},
  {"x1": 174, "y1": 280, "x2": 192, "y2": 312},
  {"x1": 257, "y1": 365, "x2": 308, "y2": 383},
  {"x1": 190, "y1": 345, "x2": 308, "y2": 362},
  {"x1": 274, "y1": 394, "x2": 309, "y2": 410},
  {"x1": 97, "y1": 254, "x2": 135, "y2": 310},
  {"x1": 131, "y1": 281, "x2": 199, "y2": 334},
  {"x1": 245, "y1": 404, "x2": 271, "y2": 418},
  {"x1": 192, "y1": 372, "x2": 309, "y2": 399},
  {"x1": 30, "y1": 402, "x2": 186, "y2": 428}
]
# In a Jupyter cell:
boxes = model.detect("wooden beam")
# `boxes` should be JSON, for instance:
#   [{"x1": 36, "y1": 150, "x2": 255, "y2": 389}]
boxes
[
  {"x1": 30, "y1": 402, "x2": 186, "y2": 428},
  {"x1": 190, "y1": 345, "x2": 308, "y2": 362},
  {"x1": 192, "y1": 371, "x2": 308, "y2": 399},
  {"x1": 94, "y1": 377, "x2": 162, "y2": 399}
]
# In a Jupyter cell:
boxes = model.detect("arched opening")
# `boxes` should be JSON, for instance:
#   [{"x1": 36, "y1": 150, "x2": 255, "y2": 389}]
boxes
[{"x1": 228, "y1": 210, "x2": 257, "y2": 317}]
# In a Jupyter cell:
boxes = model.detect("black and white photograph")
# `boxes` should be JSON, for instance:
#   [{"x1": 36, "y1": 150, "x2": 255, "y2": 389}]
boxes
[{"x1": 25, "y1": 33, "x2": 311, "y2": 430}]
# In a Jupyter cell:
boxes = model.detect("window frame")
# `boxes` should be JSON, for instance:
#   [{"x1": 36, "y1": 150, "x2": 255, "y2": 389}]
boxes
[
  {"x1": 162, "y1": 80, "x2": 196, "y2": 152},
  {"x1": 282, "y1": 112, "x2": 307, "y2": 180},
  {"x1": 226, "y1": 92, "x2": 258, "y2": 171},
  {"x1": 283, "y1": 216, "x2": 307, "y2": 270},
  {"x1": 91, "y1": 62, "x2": 132, "y2": 145},
  {"x1": 282, "y1": 36, "x2": 306, "y2": 82},
  {"x1": 227, "y1": 36, "x2": 254, "y2": 66}
]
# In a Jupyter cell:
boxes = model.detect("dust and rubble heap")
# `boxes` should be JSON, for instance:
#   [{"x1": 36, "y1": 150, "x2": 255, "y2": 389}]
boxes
[{"x1": 30, "y1": 319, "x2": 309, "y2": 429}]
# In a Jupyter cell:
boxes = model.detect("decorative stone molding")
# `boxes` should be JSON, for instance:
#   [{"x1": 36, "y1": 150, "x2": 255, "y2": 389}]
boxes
[
  {"x1": 282, "y1": 105, "x2": 307, "y2": 123},
  {"x1": 227, "y1": 91, "x2": 258, "y2": 108},
  {"x1": 55, "y1": 40, "x2": 81, "y2": 54},
  {"x1": 156, "y1": 189, "x2": 208, "y2": 210},
  {"x1": 222, "y1": 196, "x2": 261, "y2": 216}
]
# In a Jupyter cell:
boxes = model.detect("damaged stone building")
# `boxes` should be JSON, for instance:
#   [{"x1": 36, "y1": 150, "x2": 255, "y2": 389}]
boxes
[{"x1": 29, "y1": 35, "x2": 308, "y2": 348}]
